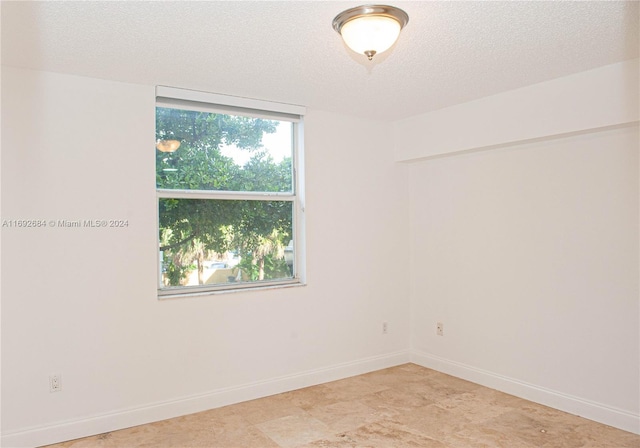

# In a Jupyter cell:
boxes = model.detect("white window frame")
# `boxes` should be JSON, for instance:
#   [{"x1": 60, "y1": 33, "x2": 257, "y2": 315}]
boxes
[{"x1": 156, "y1": 86, "x2": 306, "y2": 298}]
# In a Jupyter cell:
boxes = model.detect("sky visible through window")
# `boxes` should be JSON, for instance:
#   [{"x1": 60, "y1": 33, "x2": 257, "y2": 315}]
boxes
[{"x1": 220, "y1": 121, "x2": 292, "y2": 166}]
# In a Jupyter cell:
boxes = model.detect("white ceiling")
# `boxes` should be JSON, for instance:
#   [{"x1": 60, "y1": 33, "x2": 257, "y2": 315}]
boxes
[{"x1": 2, "y1": 1, "x2": 638, "y2": 121}]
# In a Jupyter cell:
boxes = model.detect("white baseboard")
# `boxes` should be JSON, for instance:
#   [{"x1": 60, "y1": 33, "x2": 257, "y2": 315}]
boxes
[
  {"x1": 410, "y1": 349, "x2": 640, "y2": 435},
  {"x1": 2, "y1": 351, "x2": 411, "y2": 448}
]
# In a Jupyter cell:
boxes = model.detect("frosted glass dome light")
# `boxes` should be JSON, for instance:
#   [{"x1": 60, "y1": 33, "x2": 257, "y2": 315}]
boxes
[{"x1": 333, "y1": 5, "x2": 409, "y2": 61}]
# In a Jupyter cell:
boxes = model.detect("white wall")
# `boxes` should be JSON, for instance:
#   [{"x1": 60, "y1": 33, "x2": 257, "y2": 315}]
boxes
[
  {"x1": 394, "y1": 60, "x2": 639, "y2": 161},
  {"x1": 402, "y1": 61, "x2": 639, "y2": 433},
  {"x1": 0, "y1": 67, "x2": 411, "y2": 447}
]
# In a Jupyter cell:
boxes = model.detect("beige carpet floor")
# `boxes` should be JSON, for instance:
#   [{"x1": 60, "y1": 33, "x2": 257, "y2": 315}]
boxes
[{"x1": 43, "y1": 363, "x2": 639, "y2": 448}]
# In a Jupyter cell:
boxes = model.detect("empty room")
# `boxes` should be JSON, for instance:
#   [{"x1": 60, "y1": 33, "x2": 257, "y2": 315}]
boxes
[{"x1": 1, "y1": 1, "x2": 638, "y2": 447}]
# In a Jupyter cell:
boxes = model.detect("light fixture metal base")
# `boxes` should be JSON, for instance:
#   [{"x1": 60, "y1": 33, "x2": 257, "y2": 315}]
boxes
[{"x1": 332, "y1": 5, "x2": 409, "y2": 34}]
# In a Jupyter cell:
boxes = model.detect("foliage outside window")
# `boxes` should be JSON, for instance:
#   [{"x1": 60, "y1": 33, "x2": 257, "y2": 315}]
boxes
[{"x1": 156, "y1": 90, "x2": 304, "y2": 296}]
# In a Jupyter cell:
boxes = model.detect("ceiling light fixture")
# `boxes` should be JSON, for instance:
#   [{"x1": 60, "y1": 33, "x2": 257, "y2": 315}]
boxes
[
  {"x1": 156, "y1": 139, "x2": 181, "y2": 153},
  {"x1": 332, "y1": 4, "x2": 409, "y2": 61}
]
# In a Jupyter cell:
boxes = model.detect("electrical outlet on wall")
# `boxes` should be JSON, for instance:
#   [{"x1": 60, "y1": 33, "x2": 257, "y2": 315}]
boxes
[
  {"x1": 382, "y1": 321, "x2": 388, "y2": 334},
  {"x1": 49, "y1": 373, "x2": 62, "y2": 392},
  {"x1": 436, "y1": 322, "x2": 444, "y2": 336}
]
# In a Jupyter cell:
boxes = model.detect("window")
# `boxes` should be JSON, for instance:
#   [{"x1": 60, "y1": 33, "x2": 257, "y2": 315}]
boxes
[{"x1": 156, "y1": 87, "x2": 305, "y2": 297}]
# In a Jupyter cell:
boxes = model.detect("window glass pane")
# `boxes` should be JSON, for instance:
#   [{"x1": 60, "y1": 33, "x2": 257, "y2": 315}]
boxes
[
  {"x1": 156, "y1": 108, "x2": 293, "y2": 192},
  {"x1": 159, "y1": 198, "x2": 294, "y2": 288}
]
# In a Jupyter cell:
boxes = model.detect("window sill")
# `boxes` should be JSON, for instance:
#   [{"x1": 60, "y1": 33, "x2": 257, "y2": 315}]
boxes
[{"x1": 158, "y1": 280, "x2": 306, "y2": 300}]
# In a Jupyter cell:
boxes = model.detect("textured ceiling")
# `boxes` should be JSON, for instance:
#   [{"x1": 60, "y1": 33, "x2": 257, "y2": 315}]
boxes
[{"x1": 2, "y1": 1, "x2": 638, "y2": 121}]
